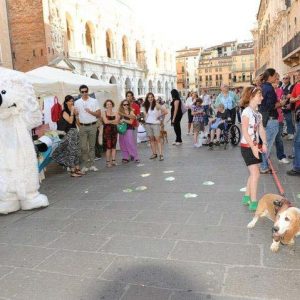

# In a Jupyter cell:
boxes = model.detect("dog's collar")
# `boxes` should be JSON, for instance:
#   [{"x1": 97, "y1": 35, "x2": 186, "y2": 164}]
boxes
[{"x1": 274, "y1": 198, "x2": 293, "y2": 216}]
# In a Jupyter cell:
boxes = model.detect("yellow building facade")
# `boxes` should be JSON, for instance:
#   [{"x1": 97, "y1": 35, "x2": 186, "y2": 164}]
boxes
[
  {"x1": 197, "y1": 41, "x2": 254, "y2": 93},
  {"x1": 232, "y1": 43, "x2": 255, "y2": 88},
  {"x1": 176, "y1": 47, "x2": 202, "y2": 97}
]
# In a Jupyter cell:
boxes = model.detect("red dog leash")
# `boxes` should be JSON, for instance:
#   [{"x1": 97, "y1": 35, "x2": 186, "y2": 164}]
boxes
[{"x1": 268, "y1": 158, "x2": 285, "y2": 196}]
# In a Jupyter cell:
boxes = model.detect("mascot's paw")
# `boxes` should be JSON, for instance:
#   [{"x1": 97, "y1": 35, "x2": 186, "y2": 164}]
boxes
[
  {"x1": 0, "y1": 201, "x2": 21, "y2": 214},
  {"x1": 21, "y1": 194, "x2": 49, "y2": 211}
]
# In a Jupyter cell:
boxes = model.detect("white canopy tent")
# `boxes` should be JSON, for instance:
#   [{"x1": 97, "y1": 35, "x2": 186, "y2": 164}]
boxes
[{"x1": 26, "y1": 66, "x2": 122, "y2": 105}]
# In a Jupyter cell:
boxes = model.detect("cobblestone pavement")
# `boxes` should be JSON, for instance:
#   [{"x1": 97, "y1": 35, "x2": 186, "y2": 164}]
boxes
[{"x1": 0, "y1": 125, "x2": 299, "y2": 300}]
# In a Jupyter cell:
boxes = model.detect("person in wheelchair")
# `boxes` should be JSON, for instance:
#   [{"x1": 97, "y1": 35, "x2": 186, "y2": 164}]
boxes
[{"x1": 208, "y1": 103, "x2": 231, "y2": 148}]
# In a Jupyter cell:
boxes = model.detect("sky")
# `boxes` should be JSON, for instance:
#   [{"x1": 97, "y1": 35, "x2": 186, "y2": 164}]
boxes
[{"x1": 126, "y1": 0, "x2": 260, "y2": 50}]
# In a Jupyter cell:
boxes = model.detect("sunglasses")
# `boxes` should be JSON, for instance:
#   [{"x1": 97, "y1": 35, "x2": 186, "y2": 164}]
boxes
[
  {"x1": 283, "y1": 77, "x2": 289, "y2": 80},
  {"x1": 123, "y1": 103, "x2": 129, "y2": 106},
  {"x1": 80, "y1": 90, "x2": 88, "y2": 94}
]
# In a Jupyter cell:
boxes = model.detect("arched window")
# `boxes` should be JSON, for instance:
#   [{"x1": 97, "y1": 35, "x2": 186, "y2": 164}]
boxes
[
  {"x1": 85, "y1": 22, "x2": 95, "y2": 54},
  {"x1": 138, "y1": 79, "x2": 143, "y2": 95},
  {"x1": 106, "y1": 30, "x2": 113, "y2": 58},
  {"x1": 148, "y1": 80, "x2": 153, "y2": 93},
  {"x1": 66, "y1": 14, "x2": 74, "y2": 49},
  {"x1": 122, "y1": 36, "x2": 129, "y2": 62},
  {"x1": 125, "y1": 78, "x2": 131, "y2": 94},
  {"x1": 136, "y1": 41, "x2": 143, "y2": 67},
  {"x1": 109, "y1": 76, "x2": 117, "y2": 84},
  {"x1": 155, "y1": 49, "x2": 160, "y2": 68},
  {"x1": 157, "y1": 81, "x2": 162, "y2": 93},
  {"x1": 91, "y1": 74, "x2": 98, "y2": 79}
]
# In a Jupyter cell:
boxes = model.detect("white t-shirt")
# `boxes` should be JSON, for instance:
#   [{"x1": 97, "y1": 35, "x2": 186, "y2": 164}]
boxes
[
  {"x1": 202, "y1": 94, "x2": 212, "y2": 106},
  {"x1": 145, "y1": 107, "x2": 161, "y2": 124},
  {"x1": 75, "y1": 97, "x2": 100, "y2": 124},
  {"x1": 241, "y1": 107, "x2": 262, "y2": 144},
  {"x1": 185, "y1": 97, "x2": 194, "y2": 109}
]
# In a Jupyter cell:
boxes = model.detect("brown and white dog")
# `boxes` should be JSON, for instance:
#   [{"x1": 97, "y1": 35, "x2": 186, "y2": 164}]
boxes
[
  {"x1": 247, "y1": 193, "x2": 300, "y2": 252},
  {"x1": 160, "y1": 123, "x2": 168, "y2": 144}
]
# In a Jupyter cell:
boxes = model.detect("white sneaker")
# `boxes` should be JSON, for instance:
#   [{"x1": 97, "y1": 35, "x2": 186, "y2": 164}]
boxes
[
  {"x1": 287, "y1": 134, "x2": 294, "y2": 140},
  {"x1": 175, "y1": 142, "x2": 182, "y2": 146},
  {"x1": 89, "y1": 166, "x2": 99, "y2": 171},
  {"x1": 279, "y1": 158, "x2": 290, "y2": 164},
  {"x1": 81, "y1": 167, "x2": 89, "y2": 173}
]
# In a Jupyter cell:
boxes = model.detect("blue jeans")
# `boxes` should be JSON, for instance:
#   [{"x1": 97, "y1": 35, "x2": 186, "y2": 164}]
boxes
[
  {"x1": 283, "y1": 111, "x2": 295, "y2": 134},
  {"x1": 293, "y1": 122, "x2": 300, "y2": 171},
  {"x1": 261, "y1": 119, "x2": 279, "y2": 170},
  {"x1": 275, "y1": 122, "x2": 286, "y2": 160}
]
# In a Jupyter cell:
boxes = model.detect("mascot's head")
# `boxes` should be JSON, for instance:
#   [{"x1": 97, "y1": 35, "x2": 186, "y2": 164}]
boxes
[
  {"x1": 0, "y1": 86, "x2": 17, "y2": 109},
  {"x1": 0, "y1": 67, "x2": 42, "y2": 127},
  {"x1": 0, "y1": 67, "x2": 40, "y2": 112}
]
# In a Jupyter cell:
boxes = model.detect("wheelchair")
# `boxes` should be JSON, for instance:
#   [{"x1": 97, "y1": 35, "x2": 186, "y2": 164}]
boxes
[
  {"x1": 207, "y1": 118, "x2": 241, "y2": 150},
  {"x1": 221, "y1": 119, "x2": 241, "y2": 149}
]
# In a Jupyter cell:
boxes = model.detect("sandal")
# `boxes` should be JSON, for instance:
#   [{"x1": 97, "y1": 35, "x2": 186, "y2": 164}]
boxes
[
  {"x1": 106, "y1": 161, "x2": 112, "y2": 168},
  {"x1": 122, "y1": 159, "x2": 129, "y2": 164},
  {"x1": 70, "y1": 171, "x2": 82, "y2": 177},
  {"x1": 135, "y1": 159, "x2": 140, "y2": 163},
  {"x1": 159, "y1": 155, "x2": 164, "y2": 161},
  {"x1": 75, "y1": 168, "x2": 86, "y2": 176},
  {"x1": 112, "y1": 159, "x2": 117, "y2": 166},
  {"x1": 150, "y1": 154, "x2": 157, "y2": 159}
]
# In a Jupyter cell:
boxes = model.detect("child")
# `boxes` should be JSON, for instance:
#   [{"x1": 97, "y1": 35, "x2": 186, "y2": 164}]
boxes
[
  {"x1": 191, "y1": 98, "x2": 205, "y2": 147},
  {"x1": 240, "y1": 87, "x2": 267, "y2": 211},
  {"x1": 208, "y1": 103, "x2": 229, "y2": 148}
]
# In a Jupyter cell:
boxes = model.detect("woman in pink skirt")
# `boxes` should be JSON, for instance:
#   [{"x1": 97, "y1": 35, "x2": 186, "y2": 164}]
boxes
[{"x1": 118, "y1": 99, "x2": 140, "y2": 163}]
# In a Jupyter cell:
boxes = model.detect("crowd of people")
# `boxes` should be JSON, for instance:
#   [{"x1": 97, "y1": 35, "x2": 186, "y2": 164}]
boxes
[
  {"x1": 52, "y1": 86, "x2": 170, "y2": 177},
  {"x1": 240, "y1": 68, "x2": 300, "y2": 211},
  {"x1": 51, "y1": 69, "x2": 300, "y2": 186}
]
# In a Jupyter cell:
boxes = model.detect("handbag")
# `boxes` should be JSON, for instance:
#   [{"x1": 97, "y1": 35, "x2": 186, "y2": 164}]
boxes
[
  {"x1": 117, "y1": 122, "x2": 127, "y2": 134},
  {"x1": 51, "y1": 96, "x2": 62, "y2": 122},
  {"x1": 181, "y1": 101, "x2": 187, "y2": 114},
  {"x1": 57, "y1": 115, "x2": 70, "y2": 133}
]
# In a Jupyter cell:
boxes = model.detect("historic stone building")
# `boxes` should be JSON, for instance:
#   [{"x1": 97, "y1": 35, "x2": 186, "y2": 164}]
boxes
[
  {"x1": 0, "y1": 0, "x2": 12, "y2": 68},
  {"x1": 253, "y1": 0, "x2": 300, "y2": 78},
  {"x1": 5, "y1": 0, "x2": 176, "y2": 98},
  {"x1": 176, "y1": 47, "x2": 202, "y2": 97},
  {"x1": 197, "y1": 41, "x2": 254, "y2": 94}
]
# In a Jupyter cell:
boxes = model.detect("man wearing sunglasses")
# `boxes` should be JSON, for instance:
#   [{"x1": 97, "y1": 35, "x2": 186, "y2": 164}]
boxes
[
  {"x1": 75, "y1": 85, "x2": 101, "y2": 172},
  {"x1": 281, "y1": 75, "x2": 295, "y2": 140}
]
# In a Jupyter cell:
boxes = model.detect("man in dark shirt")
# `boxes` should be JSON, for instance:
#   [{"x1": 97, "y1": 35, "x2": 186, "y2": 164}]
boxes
[{"x1": 281, "y1": 75, "x2": 295, "y2": 139}]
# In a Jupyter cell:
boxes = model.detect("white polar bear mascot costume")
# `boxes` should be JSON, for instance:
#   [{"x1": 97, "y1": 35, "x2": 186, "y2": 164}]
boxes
[{"x1": 0, "y1": 68, "x2": 49, "y2": 214}]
